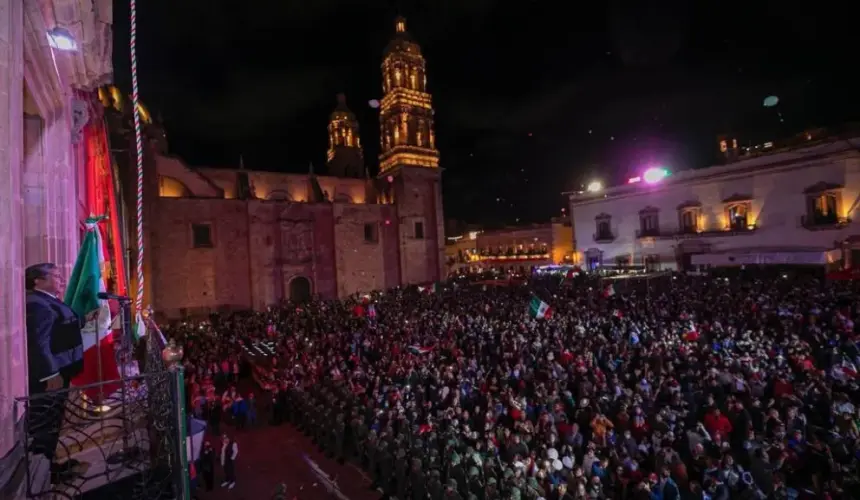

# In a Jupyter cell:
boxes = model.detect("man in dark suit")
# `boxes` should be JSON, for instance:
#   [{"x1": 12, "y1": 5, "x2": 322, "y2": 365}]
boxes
[{"x1": 25, "y1": 263, "x2": 85, "y2": 474}]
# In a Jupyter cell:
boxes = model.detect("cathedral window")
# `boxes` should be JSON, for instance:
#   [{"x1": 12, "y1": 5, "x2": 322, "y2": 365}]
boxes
[
  {"x1": 410, "y1": 72, "x2": 417, "y2": 89},
  {"x1": 413, "y1": 221, "x2": 425, "y2": 239},
  {"x1": 192, "y1": 223, "x2": 213, "y2": 248},
  {"x1": 364, "y1": 223, "x2": 379, "y2": 243},
  {"x1": 395, "y1": 69, "x2": 402, "y2": 86}
]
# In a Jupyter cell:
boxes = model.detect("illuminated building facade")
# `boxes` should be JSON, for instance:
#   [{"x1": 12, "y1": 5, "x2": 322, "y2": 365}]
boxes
[
  {"x1": 568, "y1": 137, "x2": 860, "y2": 271},
  {"x1": 446, "y1": 218, "x2": 575, "y2": 275},
  {"x1": 378, "y1": 16, "x2": 439, "y2": 173},
  {"x1": 141, "y1": 17, "x2": 445, "y2": 318},
  {"x1": 0, "y1": 0, "x2": 114, "y2": 492},
  {"x1": 326, "y1": 93, "x2": 364, "y2": 178}
]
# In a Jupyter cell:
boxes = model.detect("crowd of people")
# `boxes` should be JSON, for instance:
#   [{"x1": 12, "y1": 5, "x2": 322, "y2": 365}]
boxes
[{"x1": 165, "y1": 270, "x2": 860, "y2": 500}]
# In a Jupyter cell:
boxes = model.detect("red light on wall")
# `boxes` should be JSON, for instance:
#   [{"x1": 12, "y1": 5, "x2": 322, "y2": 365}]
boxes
[
  {"x1": 387, "y1": 175, "x2": 394, "y2": 183},
  {"x1": 384, "y1": 219, "x2": 391, "y2": 225}
]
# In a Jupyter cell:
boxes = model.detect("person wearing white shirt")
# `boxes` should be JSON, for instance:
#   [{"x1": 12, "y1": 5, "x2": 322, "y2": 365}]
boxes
[{"x1": 220, "y1": 433, "x2": 239, "y2": 489}]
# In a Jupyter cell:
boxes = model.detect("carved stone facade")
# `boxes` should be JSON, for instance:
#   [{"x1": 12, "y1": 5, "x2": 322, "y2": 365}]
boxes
[
  {"x1": 142, "y1": 16, "x2": 445, "y2": 318},
  {"x1": 147, "y1": 157, "x2": 444, "y2": 318}
]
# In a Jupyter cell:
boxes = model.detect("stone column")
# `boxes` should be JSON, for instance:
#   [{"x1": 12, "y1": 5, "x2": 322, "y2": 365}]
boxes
[
  {"x1": 23, "y1": 113, "x2": 48, "y2": 265},
  {"x1": 0, "y1": 0, "x2": 28, "y2": 466},
  {"x1": 43, "y1": 109, "x2": 77, "y2": 276},
  {"x1": 23, "y1": 108, "x2": 77, "y2": 275}
]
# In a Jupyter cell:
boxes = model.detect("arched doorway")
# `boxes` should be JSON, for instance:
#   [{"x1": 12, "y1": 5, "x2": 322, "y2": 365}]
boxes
[{"x1": 288, "y1": 276, "x2": 312, "y2": 302}]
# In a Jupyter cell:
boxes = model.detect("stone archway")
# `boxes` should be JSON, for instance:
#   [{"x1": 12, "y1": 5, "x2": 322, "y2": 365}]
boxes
[{"x1": 288, "y1": 276, "x2": 312, "y2": 302}]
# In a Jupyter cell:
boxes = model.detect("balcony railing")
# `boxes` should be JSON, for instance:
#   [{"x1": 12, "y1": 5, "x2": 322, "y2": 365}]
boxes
[
  {"x1": 12, "y1": 324, "x2": 189, "y2": 499},
  {"x1": 593, "y1": 232, "x2": 615, "y2": 243},
  {"x1": 635, "y1": 228, "x2": 661, "y2": 238},
  {"x1": 800, "y1": 214, "x2": 849, "y2": 230}
]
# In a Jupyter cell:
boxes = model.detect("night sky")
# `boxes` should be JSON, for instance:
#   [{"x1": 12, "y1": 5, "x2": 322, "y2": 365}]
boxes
[{"x1": 112, "y1": 0, "x2": 857, "y2": 229}]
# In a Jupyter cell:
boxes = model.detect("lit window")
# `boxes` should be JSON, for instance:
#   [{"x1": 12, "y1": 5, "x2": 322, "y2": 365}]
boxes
[{"x1": 727, "y1": 204, "x2": 748, "y2": 230}]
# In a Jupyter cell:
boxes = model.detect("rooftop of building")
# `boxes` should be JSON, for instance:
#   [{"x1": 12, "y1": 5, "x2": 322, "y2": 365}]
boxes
[{"x1": 565, "y1": 126, "x2": 860, "y2": 203}]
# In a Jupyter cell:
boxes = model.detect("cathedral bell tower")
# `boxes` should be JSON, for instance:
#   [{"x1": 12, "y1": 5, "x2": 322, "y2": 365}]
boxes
[
  {"x1": 378, "y1": 17, "x2": 445, "y2": 285},
  {"x1": 326, "y1": 93, "x2": 364, "y2": 178},
  {"x1": 378, "y1": 16, "x2": 439, "y2": 173}
]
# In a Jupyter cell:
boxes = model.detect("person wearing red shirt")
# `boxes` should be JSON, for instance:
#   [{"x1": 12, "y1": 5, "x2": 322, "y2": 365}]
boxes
[{"x1": 703, "y1": 408, "x2": 733, "y2": 436}]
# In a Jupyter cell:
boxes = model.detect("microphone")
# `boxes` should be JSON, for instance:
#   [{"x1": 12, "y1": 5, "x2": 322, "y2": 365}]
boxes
[{"x1": 97, "y1": 292, "x2": 132, "y2": 302}]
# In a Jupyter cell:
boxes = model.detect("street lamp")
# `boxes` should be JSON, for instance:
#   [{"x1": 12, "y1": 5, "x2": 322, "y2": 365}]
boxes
[
  {"x1": 586, "y1": 180, "x2": 603, "y2": 193},
  {"x1": 46, "y1": 27, "x2": 78, "y2": 51}
]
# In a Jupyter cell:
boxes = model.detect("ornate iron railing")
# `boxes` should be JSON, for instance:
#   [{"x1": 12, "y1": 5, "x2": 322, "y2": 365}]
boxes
[{"x1": 13, "y1": 320, "x2": 189, "y2": 499}]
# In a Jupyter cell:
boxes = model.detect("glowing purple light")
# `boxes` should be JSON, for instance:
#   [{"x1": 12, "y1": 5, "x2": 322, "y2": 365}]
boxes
[{"x1": 642, "y1": 167, "x2": 669, "y2": 184}]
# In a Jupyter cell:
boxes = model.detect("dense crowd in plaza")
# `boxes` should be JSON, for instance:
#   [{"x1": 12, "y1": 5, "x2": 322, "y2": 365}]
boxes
[{"x1": 165, "y1": 270, "x2": 860, "y2": 500}]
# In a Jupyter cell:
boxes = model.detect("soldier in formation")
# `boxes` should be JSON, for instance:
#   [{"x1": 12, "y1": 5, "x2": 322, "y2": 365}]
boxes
[{"x1": 287, "y1": 379, "x2": 547, "y2": 500}]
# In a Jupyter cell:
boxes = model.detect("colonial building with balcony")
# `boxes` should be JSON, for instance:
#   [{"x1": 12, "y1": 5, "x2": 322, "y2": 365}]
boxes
[
  {"x1": 445, "y1": 217, "x2": 574, "y2": 275},
  {"x1": 567, "y1": 138, "x2": 860, "y2": 271},
  {"x1": 1, "y1": 0, "x2": 114, "y2": 496}
]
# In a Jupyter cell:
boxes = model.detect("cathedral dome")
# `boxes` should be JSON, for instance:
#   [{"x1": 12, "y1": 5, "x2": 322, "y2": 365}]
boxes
[
  {"x1": 329, "y1": 93, "x2": 357, "y2": 121},
  {"x1": 383, "y1": 16, "x2": 422, "y2": 57}
]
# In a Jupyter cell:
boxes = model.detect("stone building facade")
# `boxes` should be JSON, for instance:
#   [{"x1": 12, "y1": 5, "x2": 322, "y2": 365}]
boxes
[
  {"x1": 567, "y1": 136, "x2": 860, "y2": 271},
  {"x1": 0, "y1": 0, "x2": 113, "y2": 490},
  {"x1": 146, "y1": 17, "x2": 444, "y2": 318}
]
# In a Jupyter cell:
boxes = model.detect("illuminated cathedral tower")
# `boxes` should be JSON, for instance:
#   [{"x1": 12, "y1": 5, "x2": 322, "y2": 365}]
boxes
[
  {"x1": 326, "y1": 93, "x2": 364, "y2": 178},
  {"x1": 379, "y1": 16, "x2": 445, "y2": 284},
  {"x1": 378, "y1": 16, "x2": 439, "y2": 172}
]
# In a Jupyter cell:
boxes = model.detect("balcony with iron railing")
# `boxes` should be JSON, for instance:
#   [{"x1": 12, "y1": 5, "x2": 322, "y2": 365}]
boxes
[
  {"x1": 8, "y1": 320, "x2": 191, "y2": 500},
  {"x1": 593, "y1": 231, "x2": 615, "y2": 243},
  {"x1": 475, "y1": 246, "x2": 551, "y2": 261},
  {"x1": 800, "y1": 213, "x2": 850, "y2": 230}
]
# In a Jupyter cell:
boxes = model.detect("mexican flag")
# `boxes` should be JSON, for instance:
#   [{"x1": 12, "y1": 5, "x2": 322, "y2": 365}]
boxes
[
  {"x1": 132, "y1": 311, "x2": 147, "y2": 342},
  {"x1": 418, "y1": 283, "x2": 438, "y2": 294},
  {"x1": 603, "y1": 284, "x2": 616, "y2": 298},
  {"x1": 408, "y1": 345, "x2": 433, "y2": 355},
  {"x1": 65, "y1": 218, "x2": 121, "y2": 402},
  {"x1": 528, "y1": 297, "x2": 553, "y2": 319}
]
